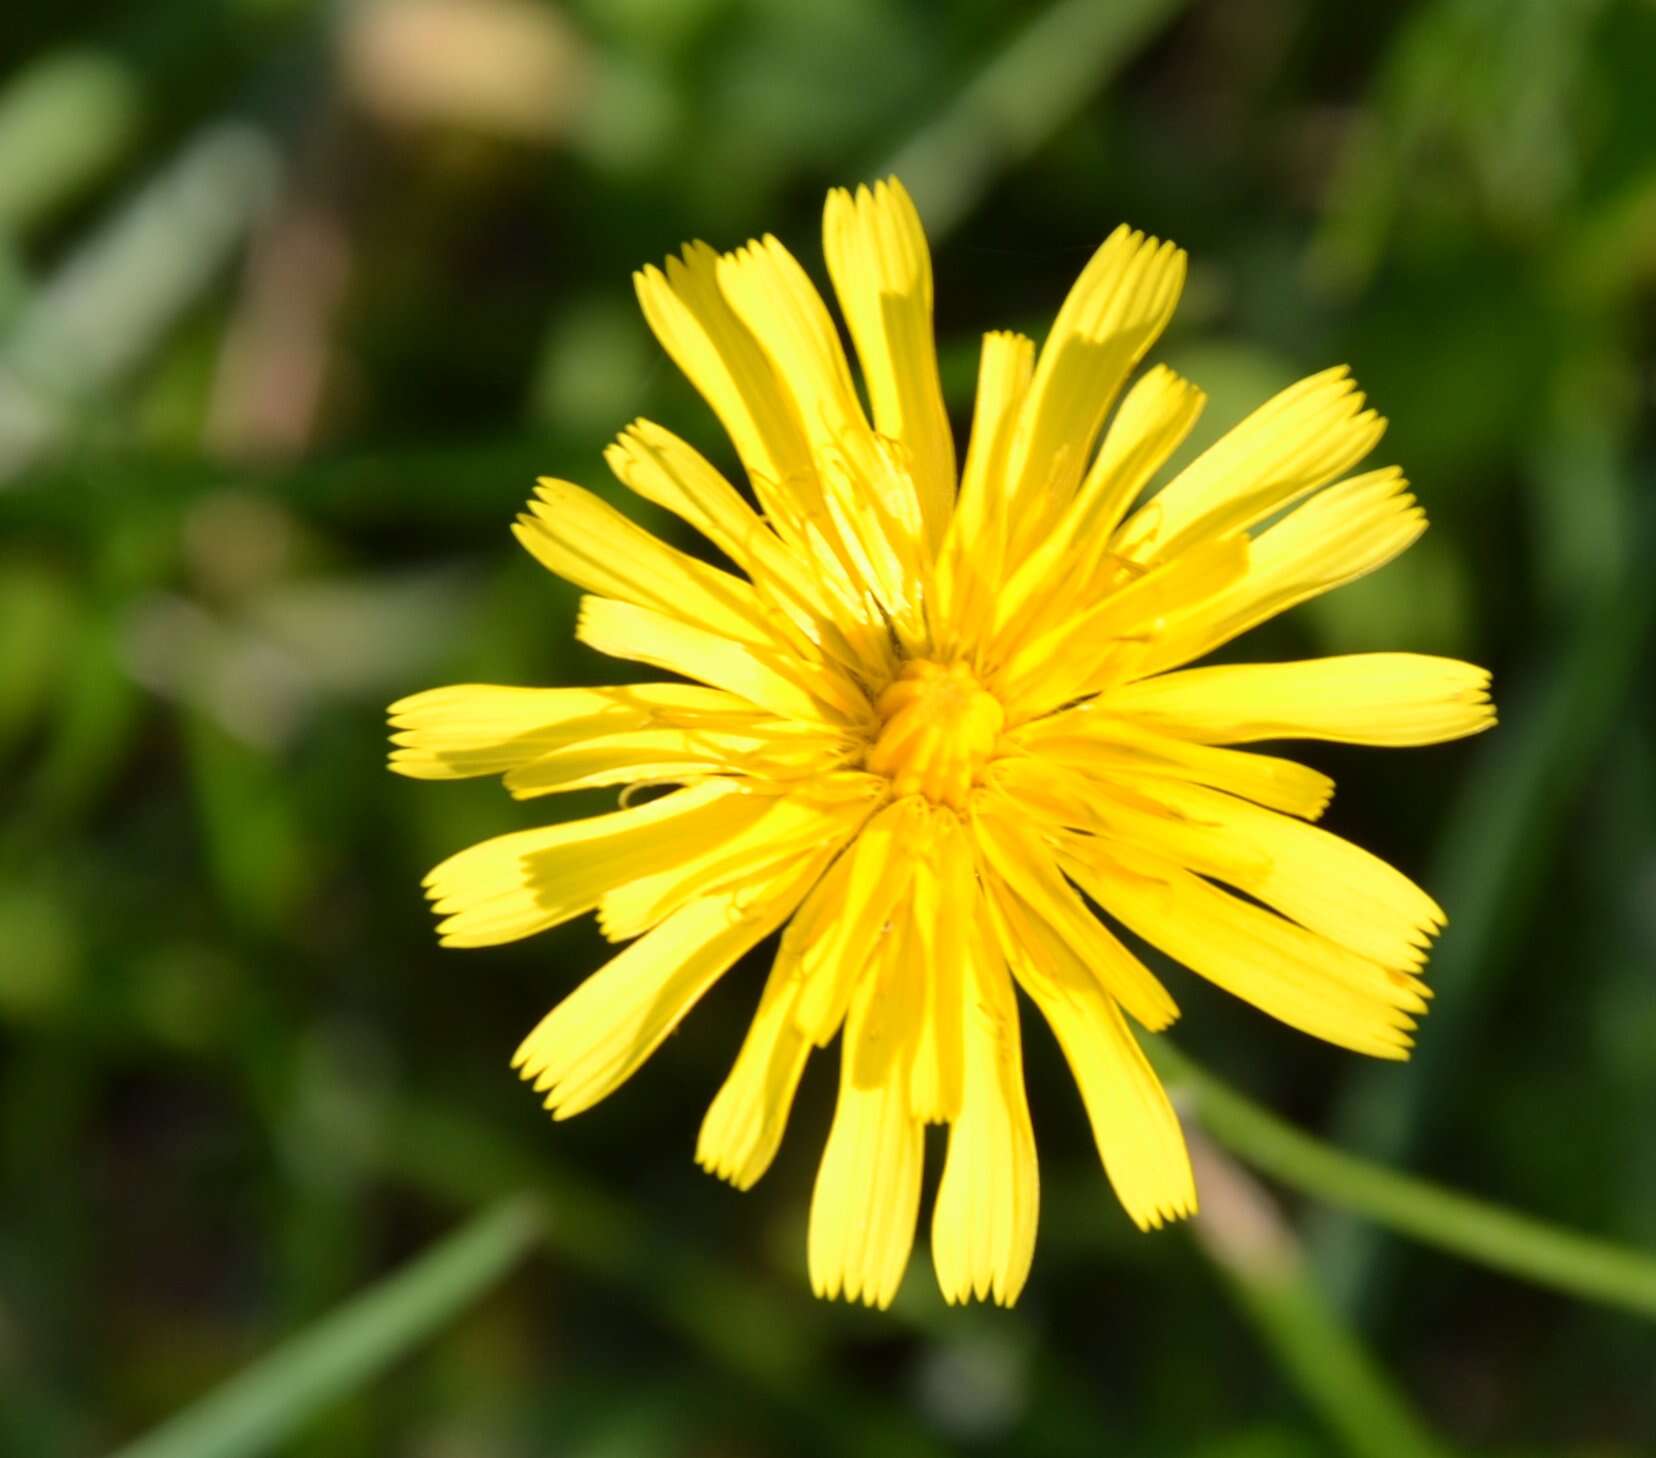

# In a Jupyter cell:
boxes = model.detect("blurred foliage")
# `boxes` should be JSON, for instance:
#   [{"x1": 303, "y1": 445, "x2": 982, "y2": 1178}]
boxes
[{"x1": 2, "y1": 0, "x2": 1655, "y2": 1455}]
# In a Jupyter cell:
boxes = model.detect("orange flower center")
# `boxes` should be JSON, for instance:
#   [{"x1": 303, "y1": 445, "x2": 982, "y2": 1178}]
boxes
[{"x1": 866, "y1": 659, "x2": 1004, "y2": 811}]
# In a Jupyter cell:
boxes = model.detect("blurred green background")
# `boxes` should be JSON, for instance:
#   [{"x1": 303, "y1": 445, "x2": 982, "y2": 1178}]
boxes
[{"x1": 3, "y1": 0, "x2": 1655, "y2": 1454}]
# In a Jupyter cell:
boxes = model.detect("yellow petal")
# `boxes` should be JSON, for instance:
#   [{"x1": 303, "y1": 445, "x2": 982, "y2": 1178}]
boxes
[
  {"x1": 990, "y1": 756, "x2": 1271, "y2": 889},
  {"x1": 423, "y1": 779, "x2": 758, "y2": 947},
  {"x1": 1092, "y1": 854, "x2": 1423, "y2": 1058},
  {"x1": 502, "y1": 722, "x2": 850, "y2": 800},
  {"x1": 995, "y1": 535, "x2": 1250, "y2": 715},
  {"x1": 1119, "y1": 365, "x2": 1384, "y2": 561},
  {"x1": 788, "y1": 795, "x2": 927, "y2": 1045},
  {"x1": 1120, "y1": 778, "x2": 1443, "y2": 973},
  {"x1": 906, "y1": 810, "x2": 969, "y2": 1123},
  {"x1": 1135, "y1": 466, "x2": 1426, "y2": 679},
  {"x1": 951, "y1": 331, "x2": 1035, "y2": 542},
  {"x1": 813, "y1": 446, "x2": 929, "y2": 652},
  {"x1": 1002, "y1": 227, "x2": 1186, "y2": 559},
  {"x1": 971, "y1": 803, "x2": 1179, "y2": 1032},
  {"x1": 696, "y1": 944, "x2": 813, "y2": 1191},
  {"x1": 847, "y1": 904, "x2": 925, "y2": 1096},
  {"x1": 716, "y1": 233, "x2": 869, "y2": 479},
  {"x1": 807, "y1": 977, "x2": 925, "y2": 1309},
  {"x1": 717, "y1": 230, "x2": 934, "y2": 649},
  {"x1": 513, "y1": 849, "x2": 829, "y2": 1120},
  {"x1": 931, "y1": 921, "x2": 1038, "y2": 1305},
  {"x1": 513, "y1": 478, "x2": 776, "y2": 648},
  {"x1": 1103, "y1": 654, "x2": 1496, "y2": 746},
  {"x1": 598, "y1": 779, "x2": 881, "y2": 942},
  {"x1": 1011, "y1": 710, "x2": 1334, "y2": 820},
  {"x1": 388, "y1": 681, "x2": 737, "y2": 781},
  {"x1": 933, "y1": 330, "x2": 1035, "y2": 650},
  {"x1": 1071, "y1": 363, "x2": 1207, "y2": 548},
  {"x1": 603, "y1": 420, "x2": 868, "y2": 666},
  {"x1": 982, "y1": 884, "x2": 1194, "y2": 1230},
  {"x1": 605, "y1": 420, "x2": 771, "y2": 569},
  {"x1": 987, "y1": 365, "x2": 1206, "y2": 648},
  {"x1": 823, "y1": 178, "x2": 956, "y2": 540},
  {"x1": 576, "y1": 596, "x2": 865, "y2": 725},
  {"x1": 632, "y1": 242, "x2": 813, "y2": 500}
]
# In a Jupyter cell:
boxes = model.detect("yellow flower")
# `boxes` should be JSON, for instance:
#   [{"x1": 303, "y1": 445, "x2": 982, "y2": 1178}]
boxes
[{"x1": 389, "y1": 179, "x2": 1494, "y2": 1309}]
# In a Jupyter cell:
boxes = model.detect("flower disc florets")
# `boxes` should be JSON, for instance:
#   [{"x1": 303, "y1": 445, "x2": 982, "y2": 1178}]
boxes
[{"x1": 866, "y1": 660, "x2": 1004, "y2": 810}]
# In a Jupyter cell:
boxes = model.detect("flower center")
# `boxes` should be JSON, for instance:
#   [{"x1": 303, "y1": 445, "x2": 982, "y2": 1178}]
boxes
[{"x1": 866, "y1": 659, "x2": 1004, "y2": 810}]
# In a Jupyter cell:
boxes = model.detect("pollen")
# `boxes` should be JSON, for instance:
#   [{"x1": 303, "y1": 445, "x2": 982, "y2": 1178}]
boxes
[{"x1": 866, "y1": 659, "x2": 1005, "y2": 810}]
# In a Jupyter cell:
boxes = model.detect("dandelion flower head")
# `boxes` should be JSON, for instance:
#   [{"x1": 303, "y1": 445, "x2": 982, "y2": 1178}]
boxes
[{"x1": 390, "y1": 179, "x2": 1494, "y2": 1309}]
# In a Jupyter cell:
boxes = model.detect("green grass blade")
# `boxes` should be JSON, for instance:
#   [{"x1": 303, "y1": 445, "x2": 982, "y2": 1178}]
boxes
[
  {"x1": 109, "y1": 1195, "x2": 545, "y2": 1458},
  {"x1": 1190, "y1": 1133, "x2": 1455, "y2": 1458},
  {"x1": 886, "y1": 0, "x2": 1192, "y2": 238},
  {"x1": 1160, "y1": 1046, "x2": 1656, "y2": 1323}
]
